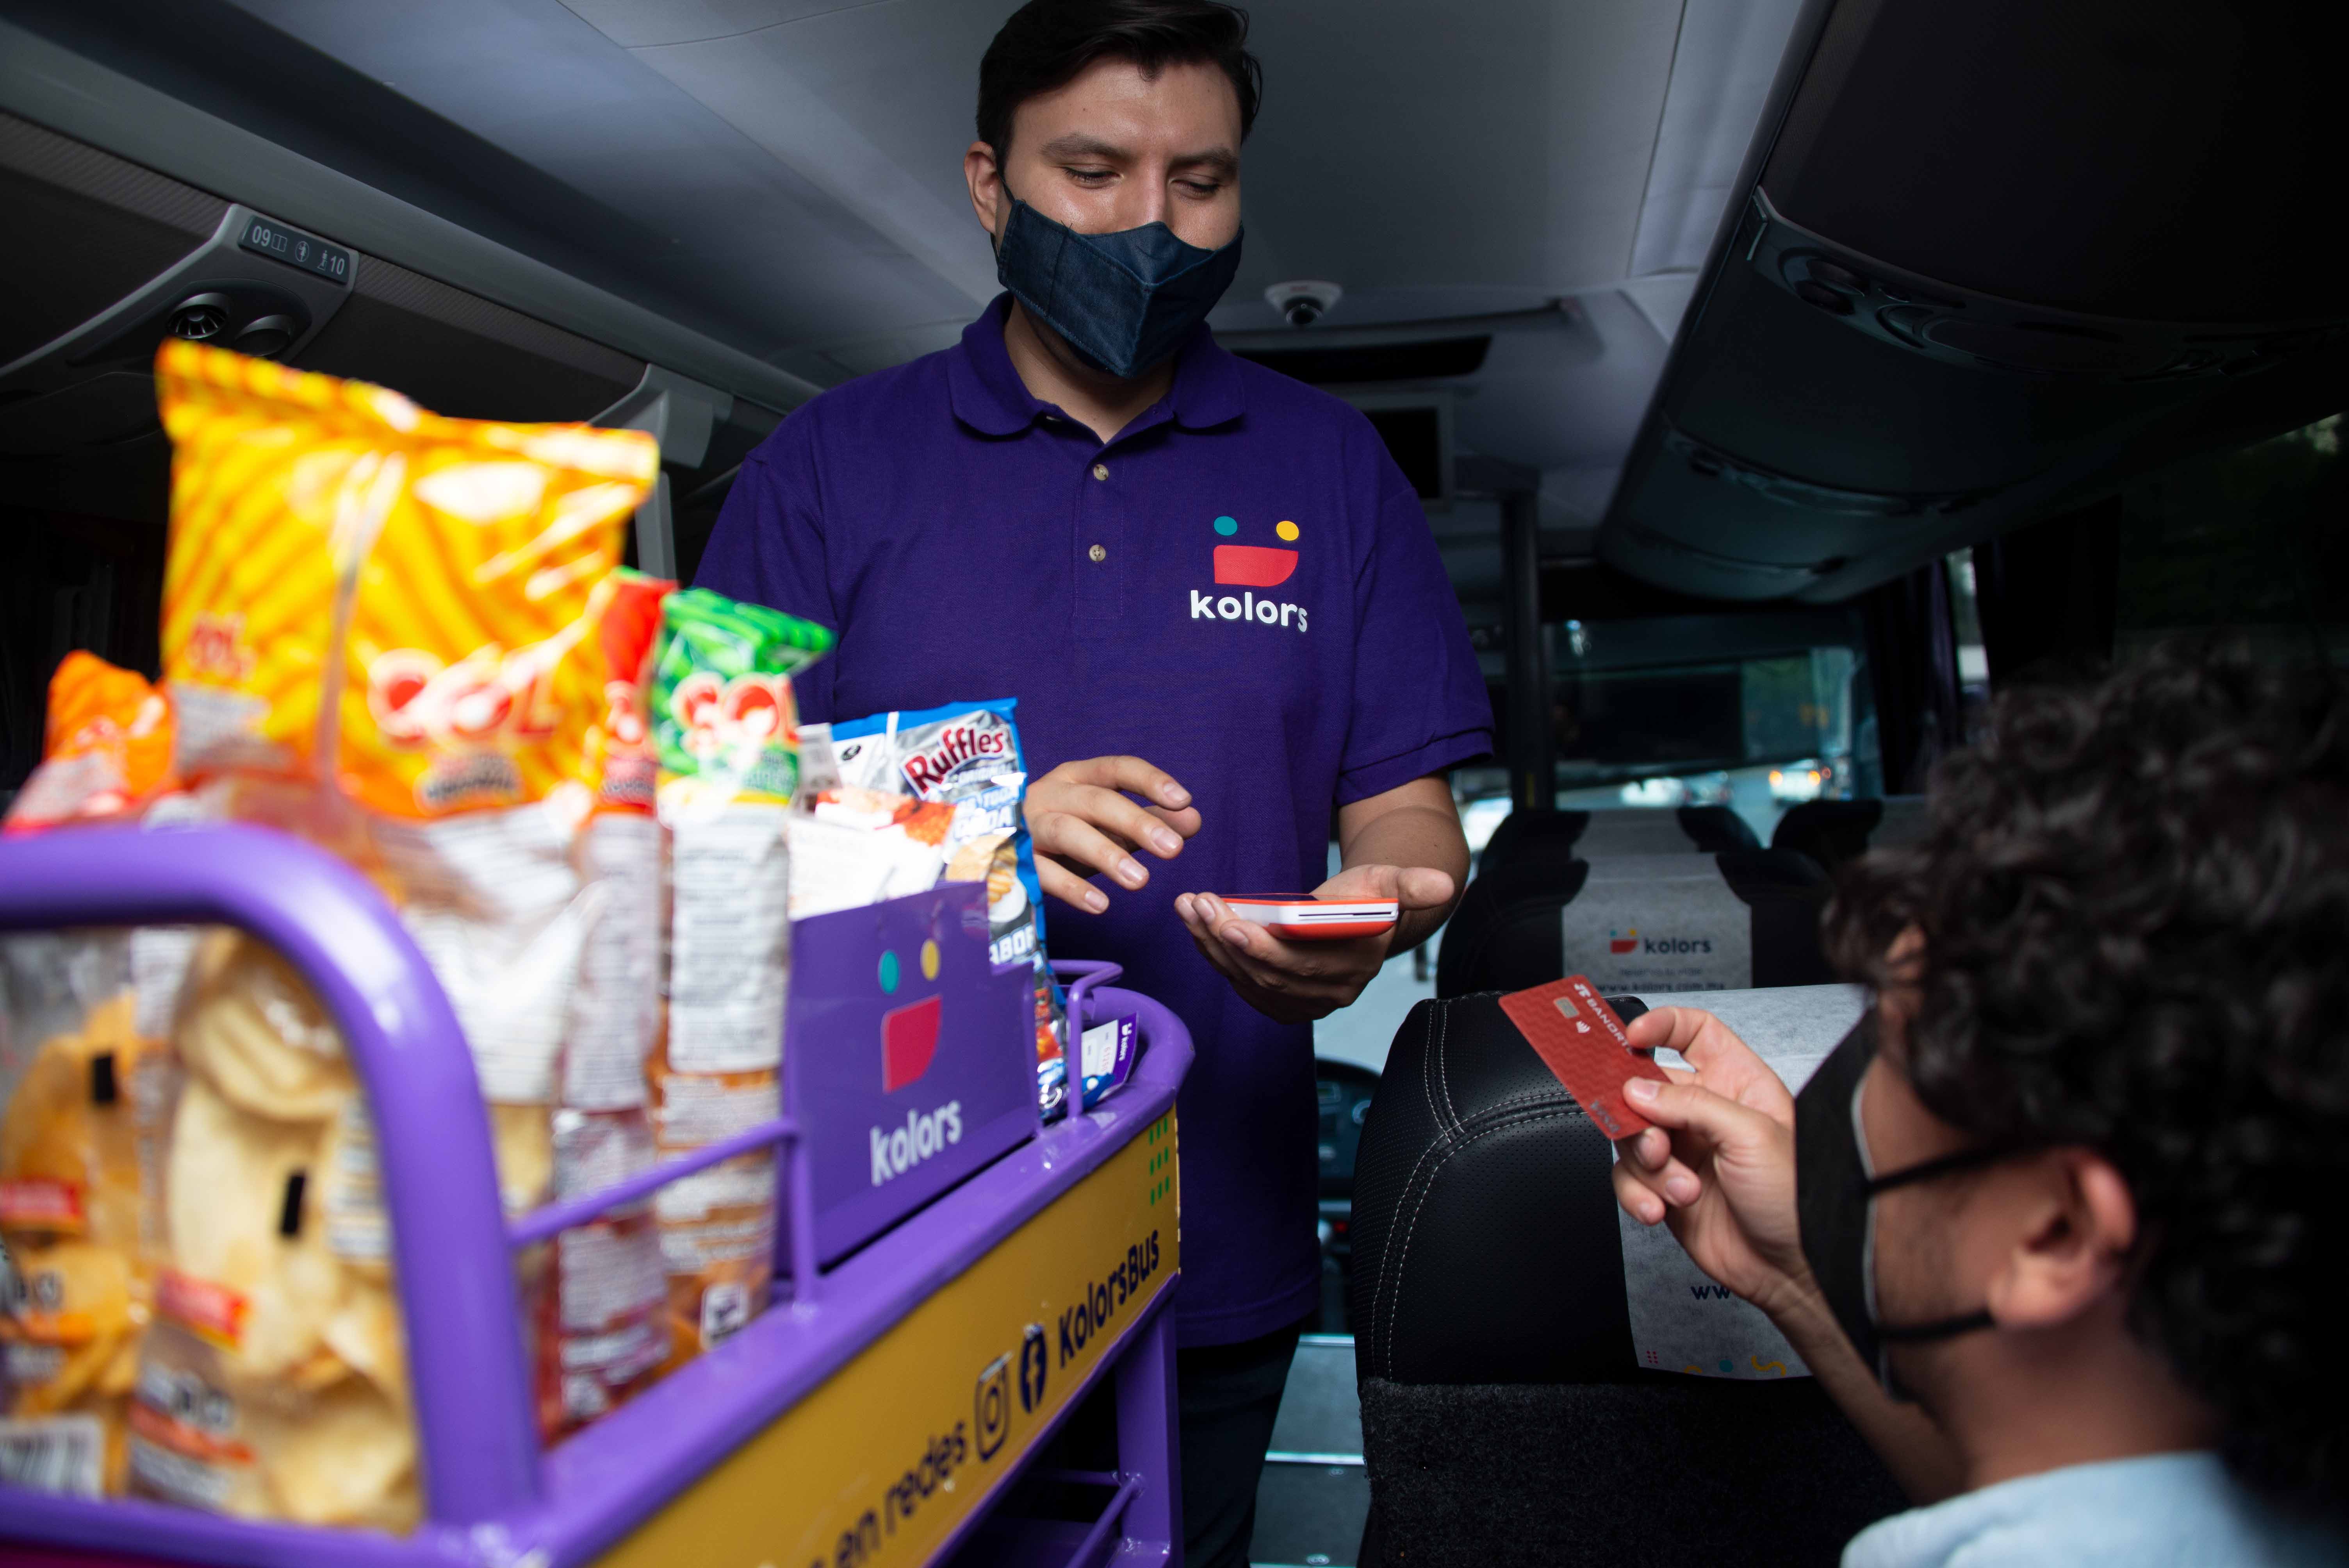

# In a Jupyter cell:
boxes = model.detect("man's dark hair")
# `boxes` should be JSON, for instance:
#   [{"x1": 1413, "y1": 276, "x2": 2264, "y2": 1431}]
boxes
[
  {"x1": 1826, "y1": 641, "x2": 2349, "y2": 1508},
  {"x1": 977, "y1": 0, "x2": 1263, "y2": 165}
]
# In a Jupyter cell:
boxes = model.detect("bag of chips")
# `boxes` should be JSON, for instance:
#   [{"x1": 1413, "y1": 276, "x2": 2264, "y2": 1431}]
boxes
[
  {"x1": 3, "y1": 654, "x2": 177, "y2": 835},
  {"x1": 541, "y1": 570, "x2": 674, "y2": 1436},
  {"x1": 0, "y1": 652, "x2": 198, "y2": 1497},
  {"x1": 647, "y1": 588, "x2": 832, "y2": 1365},
  {"x1": 828, "y1": 700, "x2": 1067, "y2": 1117}
]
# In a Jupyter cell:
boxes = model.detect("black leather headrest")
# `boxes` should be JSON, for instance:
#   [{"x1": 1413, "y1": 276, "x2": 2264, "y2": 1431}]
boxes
[
  {"x1": 1349, "y1": 992, "x2": 1650, "y2": 1383},
  {"x1": 1483, "y1": 806, "x2": 1760, "y2": 862},
  {"x1": 1873, "y1": 794, "x2": 1931, "y2": 848},
  {"x1": 1678, "y1": 804, "x2": 1761, "y2": 852},
  {"x1": 1481, "y1": 809, "x2": 1589, "y2": 862},
  {"x1": 1770, "y1": 798, "x2": 1885, "y2": 872}
]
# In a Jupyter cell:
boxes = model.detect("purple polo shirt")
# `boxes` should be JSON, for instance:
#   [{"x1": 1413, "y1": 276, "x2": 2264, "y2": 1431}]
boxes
[{"x1": 698, "y1": 296, "x2": 1492, "y2": 1346}]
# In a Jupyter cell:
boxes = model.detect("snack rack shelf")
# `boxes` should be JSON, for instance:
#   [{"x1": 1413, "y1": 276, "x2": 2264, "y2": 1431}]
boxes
[{"x1": 0, "y1": 823, "x2": 1191, "y2": 1568}]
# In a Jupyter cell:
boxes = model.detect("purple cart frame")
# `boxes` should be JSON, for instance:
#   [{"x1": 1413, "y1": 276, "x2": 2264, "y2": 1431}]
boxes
[{"x1": 0, "y1": 823, "x2": 1191, "y2": 1568}]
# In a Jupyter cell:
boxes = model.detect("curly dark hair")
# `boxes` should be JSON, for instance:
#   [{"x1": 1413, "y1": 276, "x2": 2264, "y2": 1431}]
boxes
[{"x1": 1825, "y1": 640, "x2": 2349, "y2": 1508}]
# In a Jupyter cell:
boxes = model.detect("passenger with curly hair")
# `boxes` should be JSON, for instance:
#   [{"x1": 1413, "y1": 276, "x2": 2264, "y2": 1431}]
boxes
[{"x1": 1611, "y1": 644, "x2": 2347, "y2": 1565}]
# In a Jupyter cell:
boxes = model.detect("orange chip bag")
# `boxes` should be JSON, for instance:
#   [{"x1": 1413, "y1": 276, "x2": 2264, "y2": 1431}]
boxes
[
  {"x1": 4, "y1": 655, "x2": 176, "y2": 833},
  {"x1": 155, "y1": 339, "x2": 656, "y2": 815}
]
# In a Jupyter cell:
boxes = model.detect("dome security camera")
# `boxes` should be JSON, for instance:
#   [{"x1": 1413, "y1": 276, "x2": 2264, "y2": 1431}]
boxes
[{"x1": 1265, "y1": 280, "x2": 1343, "y2": 328}]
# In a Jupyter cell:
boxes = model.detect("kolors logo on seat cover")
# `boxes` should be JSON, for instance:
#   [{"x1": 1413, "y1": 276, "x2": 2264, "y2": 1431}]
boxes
[
  {"x1": 1189, "y1": 515, "x2": 1308, "y2": 633},
  {"x1": 1610, "y1": 927, "x2": 1713, "y2": 956}
]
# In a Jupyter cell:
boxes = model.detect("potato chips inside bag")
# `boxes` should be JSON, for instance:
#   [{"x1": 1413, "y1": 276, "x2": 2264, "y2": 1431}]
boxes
[
  {"x1": 0, "y1": 669, "x2": 200, "y2": 1497},
  {"x1": 646, "y1": 588, "x2": 832, "y2": 1366},
  {"x1": 126, "y1": 933, "x2": 417, "y2": 1531}
]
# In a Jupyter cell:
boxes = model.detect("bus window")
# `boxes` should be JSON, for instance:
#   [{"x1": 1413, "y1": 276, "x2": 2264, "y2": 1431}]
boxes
[
  {"x1": 1546, "y1": 621, "x2": 1870, "y2": 845},
  {"x1": 2113, "y1": 411, "x2": 2347, "y2": 663},
  {"x1": 1944, "y1": 550, "x2": 1991, "y2": 740}
]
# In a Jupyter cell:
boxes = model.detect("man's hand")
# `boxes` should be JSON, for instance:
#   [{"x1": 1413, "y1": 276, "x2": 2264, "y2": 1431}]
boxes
[
  {"x1": 1174, "y1": 863, "x2": 1455, "y2": 1026},
  {"x1": 1023, "y1": 755, "x2": 1200, "y2": 912},
  {"x1": 1609, "y1": 1006, "x2": 1816, "y2": 1320}
]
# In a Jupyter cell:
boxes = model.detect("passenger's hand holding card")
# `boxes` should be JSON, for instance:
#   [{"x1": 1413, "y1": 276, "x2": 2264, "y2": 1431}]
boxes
[{"x1": 1498, "y1": 975, "x2": 1670, "y2": 1139}]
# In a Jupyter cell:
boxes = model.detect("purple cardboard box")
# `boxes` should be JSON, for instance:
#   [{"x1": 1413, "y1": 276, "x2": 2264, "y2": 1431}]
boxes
[{"x1": 783, "y1": 878, "x2": 1037, "y2": 1265}]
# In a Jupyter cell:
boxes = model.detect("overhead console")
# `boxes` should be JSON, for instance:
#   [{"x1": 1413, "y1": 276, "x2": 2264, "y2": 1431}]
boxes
[
  {"x1": 1600, "y1": 0, "x2": 2348, "y2": 602},
  {"x1": 0, "y1": 17, "x2": 807, "y2": 544}
]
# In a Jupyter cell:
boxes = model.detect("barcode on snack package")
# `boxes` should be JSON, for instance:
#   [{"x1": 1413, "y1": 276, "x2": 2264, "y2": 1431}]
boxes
[{"x1": 0, "y1": 1413, "x2": 104, "y2": 1497}]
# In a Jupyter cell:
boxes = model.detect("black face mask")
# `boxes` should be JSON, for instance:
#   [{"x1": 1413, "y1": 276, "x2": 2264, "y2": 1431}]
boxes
[
  {"x1": 993, "y1": 191, "x2": 1243, "y2": 380},
  {"x1": 1795, "y1": 1015, "x2": 2008, "y2": 1399}
]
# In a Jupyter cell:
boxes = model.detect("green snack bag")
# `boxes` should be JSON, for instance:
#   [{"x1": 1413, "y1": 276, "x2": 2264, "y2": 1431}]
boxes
[
  {"x1": 646, "y1": 587, "x2": 834, "y2": 1370},
  {"x1": 651, "y1": 588, "x2": 836, "y2": 804}
]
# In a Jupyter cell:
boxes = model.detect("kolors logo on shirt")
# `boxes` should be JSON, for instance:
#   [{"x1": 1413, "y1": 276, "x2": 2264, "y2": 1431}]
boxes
[{"x1": 1189, "y1": 515, "x2": 1308, "y2": 634}]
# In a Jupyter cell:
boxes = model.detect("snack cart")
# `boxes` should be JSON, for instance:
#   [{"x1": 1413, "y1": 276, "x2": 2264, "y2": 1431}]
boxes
[{"x1": 0, "y1": 821, "x2": 1191, "y2": 1568}]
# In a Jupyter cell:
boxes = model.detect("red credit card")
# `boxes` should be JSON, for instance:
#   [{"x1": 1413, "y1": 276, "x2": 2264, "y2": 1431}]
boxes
[{"x1": 1498, "y1": 975, "x2": 1670, "y2": 1140}]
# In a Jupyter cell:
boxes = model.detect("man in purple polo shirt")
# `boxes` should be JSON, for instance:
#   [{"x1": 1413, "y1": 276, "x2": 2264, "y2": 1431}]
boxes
[{"x1": 697, "y1": 3, "x2": 1490, "y2": 1561}]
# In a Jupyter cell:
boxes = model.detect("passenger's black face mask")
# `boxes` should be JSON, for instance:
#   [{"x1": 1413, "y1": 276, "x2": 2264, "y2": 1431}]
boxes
[
  {"x1": 993, "y1": 189, "x2": 1243, "y2": 380},
  {"x1": 1794, "y1": 1015, "x2": 2007, "y2": 1399}
]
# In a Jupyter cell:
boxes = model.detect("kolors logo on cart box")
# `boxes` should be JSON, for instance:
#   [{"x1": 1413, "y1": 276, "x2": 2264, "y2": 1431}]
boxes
[
  {"x1": 871, "y1": 1102, "x2": 963, "y2": 1187},
  {"x1": 871, "y1": 992, "x2": 963, "y2": 1186}
]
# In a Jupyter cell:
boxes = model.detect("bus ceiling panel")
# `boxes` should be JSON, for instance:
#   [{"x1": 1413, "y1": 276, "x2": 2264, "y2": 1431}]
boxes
[
  {"x1": 1759, "y1": 0, "x2": 2345, "y2": 324},
  {"x1": 1789, "y1": 335, "x2": 2349, "y2": 605},
  {"x1": 1599, "y1": 0, "x2": 2347, "y2": 604},
  {"x1": 1597, "y1": 521, "x2": 1837, "y2": 604},
  {"x1": 289, "y1": 254, "x2": 642, "y2": 426},
  {"x1": 0, "y1": 16, "x2": 820, "y2": 416},
  {"x1": 0, "y1": 189, "x2": 353, "y2": 457},
  {"x1": 1611, "y1": 429, "x2": 1967, "y2": 567},
  {"x1": 212, "y1": 0, "x2": 991, "y2": 349},
  {"x1": 1659, "y1": 255, "x2": 2250, "y2": 501},
  {"x1": 0, "y1": 114, "x2": 229, "y2": 369}
]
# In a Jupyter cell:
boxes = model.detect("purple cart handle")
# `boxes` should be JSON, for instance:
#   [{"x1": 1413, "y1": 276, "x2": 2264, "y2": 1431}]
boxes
[
  {"x1": 1051, "y1": 959, "x2": 1123, "y2": 1032},
  {"x1": 510, "y1": 1116, "x2": 798, "y2": 1249},
  {"x1": 0, "y1": 823, "x2": 540, "y2": 1523}
]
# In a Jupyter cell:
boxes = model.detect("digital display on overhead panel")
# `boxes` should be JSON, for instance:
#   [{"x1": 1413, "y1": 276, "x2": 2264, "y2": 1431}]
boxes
[{"x1": 238, "y1": 216, "x2": 351, "y2": 283}]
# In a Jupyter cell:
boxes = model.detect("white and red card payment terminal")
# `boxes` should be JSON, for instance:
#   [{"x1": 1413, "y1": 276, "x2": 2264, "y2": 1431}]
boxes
[{"x1": 1221, "y1": 894, "x2": 1400, "y2": 941}]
